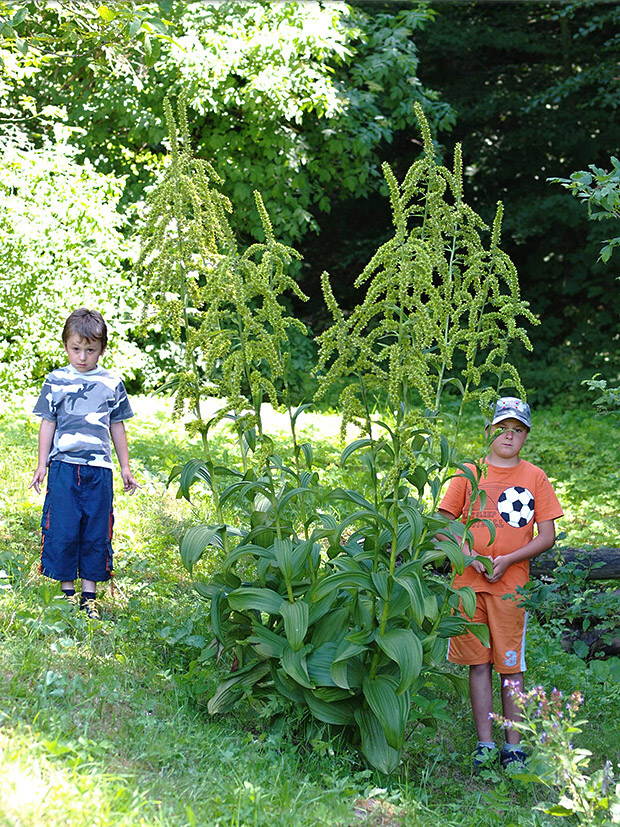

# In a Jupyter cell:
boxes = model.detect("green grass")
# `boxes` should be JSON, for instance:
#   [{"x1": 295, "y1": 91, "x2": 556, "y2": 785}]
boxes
[{"x1": 1, "y1": 398, "x2": 619, "y2": 826}]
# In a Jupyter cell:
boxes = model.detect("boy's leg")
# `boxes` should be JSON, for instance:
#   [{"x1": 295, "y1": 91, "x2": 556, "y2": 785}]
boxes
[
  {"x1": 77, "y1": 466, "x2": 114, "y2": 585},
  {"x1": 61, "y1": 580, "x2": 76, "y2": 599},
  {"x1": 500, "y1": 671, "x2": 524, "y2": 745},
  {"x1": 470, "y1": 662, "x2": 494, "y2": 742},
  {"x1": 80, "y1": 578, "x2": 98, "y2": 616},
  {"x1": 40, "y1": 462, "x2": 81, "y2": 582}
]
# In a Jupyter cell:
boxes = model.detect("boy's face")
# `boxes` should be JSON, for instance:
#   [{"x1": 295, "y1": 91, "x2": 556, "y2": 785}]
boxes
[
  {"x1": 64, "y1": 334, "x2": 105, "y2": 373},
  {"x1": 488, "y1": 417, "x2": 528, "y2": 462}
]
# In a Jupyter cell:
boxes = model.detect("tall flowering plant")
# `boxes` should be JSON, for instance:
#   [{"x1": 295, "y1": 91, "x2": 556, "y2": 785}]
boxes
[
  {"x1": 137, "y1": 96, "x2": 311, "y2": 558},
  {"x1": 196, "y1": 105, "x2": 537, "y2": 773}
]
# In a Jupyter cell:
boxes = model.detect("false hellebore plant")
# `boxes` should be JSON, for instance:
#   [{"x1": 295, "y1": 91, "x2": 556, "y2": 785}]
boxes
[
  {"x1": 137, "y1": 95, "x2": 312, "y2": 557},
  {"x1": 141, "y1": 99, "x2": 536, "y2": 773}
]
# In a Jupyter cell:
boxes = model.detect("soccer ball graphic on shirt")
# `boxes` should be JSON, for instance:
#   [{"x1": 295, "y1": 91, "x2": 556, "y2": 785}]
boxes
[{"x1": 497, "y1": 486, "x2": 535, "y2": 528}]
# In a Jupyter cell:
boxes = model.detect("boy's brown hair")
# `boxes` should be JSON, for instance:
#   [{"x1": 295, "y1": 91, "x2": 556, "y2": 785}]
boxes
[{"x1": 62, "y1": 308, "x2": 108, "y2": 350}]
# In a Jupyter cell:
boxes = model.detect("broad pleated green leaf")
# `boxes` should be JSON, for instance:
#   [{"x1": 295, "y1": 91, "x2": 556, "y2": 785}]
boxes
[
  {"x1": 180, "y1": 525, "x2": 223, "y2": 571},
  {"x1": 330, "y1": 659, "x2": 351, "y2": 690},
  {"x1": 371, "y1": 570, "x2": 389, "y2": 601},
  {"x1": 436, "y1": 616, "x2": 468, "y2": 637},
  {"x1": 307, "y1": 591, "x2": 337, "y2": 627},
  {"x1": 340, "y1": 438, "x2": 374, "y2": 467},
  {"x1": 273, "y1": 537, "x2": 294, "y2": 580},
  {"x1": 311, "y1": 571, "x2": 373, "y2": 602},
  {"x1": 270, "y1": 664, "x2": 305, "y2": 702},
  {"x1": 362, "y1": 675, "x2": 409, "y2": 750},
  {"x1": 306, "y1": 642, "x2": 339, "y2": 686},
  {"x1": 433, "y1": 539, "x2": 466, "y2": 574},
  {"x1": 247, "y1": 623, "x2": 287, "y2": 658},
  {"x1": 311, "y1": 605, "x2": 348, "y2": 646},
  {"x1": 323, "y1": 487, "x2": 374, "y2": 510},
  {"x1": 345, "y1": 627, "x2": 375, "y2": 645},
  {"x1": 193, "y1": 580, "x2": 222, "y2": 601},
  {"x1": 468, "y1": 622, "x2": 490, "y2": 646},
  {"x1": 424, "y1": 594, "x2": 439, "y2": 622},
  {"x1": 209, "y1": 591, "x2": 222, "y2": 640},
  {"x1": 226, "y1": 587, "x2": 284, "y2": 615},
  {"x1": 303, "y1": 689, "x2": 355, "y2": 725},
  {"x1": 177, "y1": 458, "x2": 212, "y2": 501},
  {"x1": 330, "y1": 639, "x2": 369, "y2": 689},
  {"x1": 385, "y1": 583, "x2": 410, "y2": 619},
  {"x1": 281, "y1": 644, "x2": 314, "y2": 688},
  {"x1": 299, "y1": 442, "x2": 313, "y2": 468},
  {"x1": 458, "y1": 585, "x2": 477, "y2": 620},
  {"x1": 280, "y1": 599, "x2": 309, "y2": 651},
  {"x1": 394, "y1": 572, "x2": 426, "y2": 626},
  {"x1": 335, "y1": 509, "x2": 393, "y2": 536},
  {"x1": 376, "y1": 628, "x2": 423, "y2": 694},
  {"x1": 333, "y1": 638, "x2": 368, "y2": 664},
  {"x1": 207, "y1": 661, "x2": 270, "y2": 714},
  {"x1": 396, "y1": 503, "x2": 425, "y2": 550},
  {"x1": 222, "y1": 543, "x2": 276, "y2": 570},
  {"x1": 277, "y1": 486, "x2": 314, "y2": 512},
  {"x1": 354, "y1": 707, "x2": 401, "y2": 774}
]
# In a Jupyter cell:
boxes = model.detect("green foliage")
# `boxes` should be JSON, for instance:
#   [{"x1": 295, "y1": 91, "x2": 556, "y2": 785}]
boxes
[
  {"x1": 4, "y1": 1, "x2": 453, "y2": 246},
  {"x1": 178, "y1": 107, "x2": 540, "y2": 774},
  {"x1": 415, "y1": 2, "x2": 620, "y2": 403},
  {"x1": 497, "y1": 683, "x2": 620, "y2": 825},
  {"x1": 138, "y1": 95, "x2": 309, "y2": 434},
  {"x1": 518, "y1": 561, "x2": 620, "y2": 659},
  {"x1": 164, "y1": 1, "x2": 454, "y2": 243},
  {"x1": 582, "y1": 376, "x2": 620, "y2": 416},
  {"x1": 0, "y1": 135, "x2": 142, "y2": 389},
  {"x1": 315, "y1": 102, "x2": 535, "y2": 437},
  {"x1": 2, "y1": 400, "x2": 620, "y2": 825},
  {"x1": 549, "y1": 156, "x2": 620, "y2": 263},
  {"x1": 190, "y1": 436, "x2": 488, "y2": 775}
]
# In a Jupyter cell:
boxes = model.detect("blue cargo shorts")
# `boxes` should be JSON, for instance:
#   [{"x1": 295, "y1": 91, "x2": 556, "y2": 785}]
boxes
[{"x1": 40, "y1": 461, "x2": 114, "y2": 582}]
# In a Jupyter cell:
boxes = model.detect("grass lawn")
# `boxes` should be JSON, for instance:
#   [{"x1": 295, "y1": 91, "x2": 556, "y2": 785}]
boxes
[{"x1": 1, "y1": 397, "x2": 619, "y2": 826}]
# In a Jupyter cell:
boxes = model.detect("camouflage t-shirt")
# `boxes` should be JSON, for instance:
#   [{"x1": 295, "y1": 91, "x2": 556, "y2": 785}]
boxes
[{"x1": 33, "y1": 364, "x2": 134, "y2": 469}]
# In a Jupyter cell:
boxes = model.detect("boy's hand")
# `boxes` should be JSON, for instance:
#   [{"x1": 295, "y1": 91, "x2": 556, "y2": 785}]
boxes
[
  {"x1": 469, "y1": 556, "x2": 490, "y2": 575},
  {"x1": 28, "y1": 466, "x2": 47, "y2": 494},
  {"x1": 486, "y1": 554, "x2": 512, "y2": 583},
  {"x1": 121, "y1": 467, "x2": 141, "y2": 495}
]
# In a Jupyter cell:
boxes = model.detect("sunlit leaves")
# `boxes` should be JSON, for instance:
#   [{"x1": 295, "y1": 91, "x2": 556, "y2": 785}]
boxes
[{"x1": 0, "y1": 140, "x2": 141, "y2": 389}]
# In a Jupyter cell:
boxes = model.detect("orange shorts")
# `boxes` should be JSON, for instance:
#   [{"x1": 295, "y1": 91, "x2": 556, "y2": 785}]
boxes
[{"x1": 447, "y1": 592, "x2": 527, "y2": 674}]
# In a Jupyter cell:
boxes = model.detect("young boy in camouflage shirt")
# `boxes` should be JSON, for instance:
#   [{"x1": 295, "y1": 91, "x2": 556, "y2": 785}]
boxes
[{"x1": 29, "y1": 308, "x2": 139, "y2": 618}]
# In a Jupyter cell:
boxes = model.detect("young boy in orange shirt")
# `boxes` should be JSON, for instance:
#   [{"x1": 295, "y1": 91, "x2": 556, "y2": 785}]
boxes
[{"x1": 439, "y1": 397, "x2": 563, "y2": 769}]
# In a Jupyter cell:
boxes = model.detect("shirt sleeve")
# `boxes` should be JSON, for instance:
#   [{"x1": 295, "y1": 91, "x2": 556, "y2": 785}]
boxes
[
  {"x1": 32, "y1": 376, "x2": 57, "y2": 421},
  {"x1": 438, "y1": 473, "x2": 469, "y2": 519},
  {"x1": 534, "y1": 471, "x2": 563, "y2": 523},
  {"x1": 110, "y1": 379, "x2": 134, "y2": 423}
]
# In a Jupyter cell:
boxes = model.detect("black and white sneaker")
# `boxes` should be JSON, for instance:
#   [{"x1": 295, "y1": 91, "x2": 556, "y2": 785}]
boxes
[
  {"x1": 500, "y1": 745, "x2": 527, "y2": 770},
  {"x1": 81, "y1": 599, "x2": 101, "y2": 621}
]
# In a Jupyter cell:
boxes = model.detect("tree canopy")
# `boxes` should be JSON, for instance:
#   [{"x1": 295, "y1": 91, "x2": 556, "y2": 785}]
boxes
[
  {"x1": 2, "y1": 0, "x2": 619, "y2": 399},
  {"x1": 2, "y1": 1, "x2": 454, "y2": 245}
]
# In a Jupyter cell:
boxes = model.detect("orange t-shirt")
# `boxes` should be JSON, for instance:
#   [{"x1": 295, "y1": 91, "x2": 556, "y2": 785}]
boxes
[{"x1": 438, "y1": 459, "x2": 563, "y2": 595}]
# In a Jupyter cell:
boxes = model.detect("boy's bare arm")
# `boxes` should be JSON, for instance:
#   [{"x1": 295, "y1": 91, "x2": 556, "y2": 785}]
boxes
[
  {"x1": 487, "y1": 519, "x2": 556, "y2": 584},
  {"x1": 110, "y1": 421, "x2": 141, "y2": 494},
  {"x1": 29, "y1": 419, "x2": 56, "y2": 493}
]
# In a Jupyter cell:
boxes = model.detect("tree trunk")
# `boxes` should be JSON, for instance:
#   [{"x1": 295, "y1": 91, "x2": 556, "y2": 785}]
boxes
[{"x1": 531, "y1": 548, "x2": 620, "y2": 580}]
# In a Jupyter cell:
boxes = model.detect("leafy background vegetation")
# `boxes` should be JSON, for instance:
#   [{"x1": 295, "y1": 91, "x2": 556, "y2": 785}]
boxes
[
  {"x1": 2, "y1": 1, "x2": 620, "y2": 824},
  {"x1": 1, "y1": 0, "x2": 619, "y2": 399}
]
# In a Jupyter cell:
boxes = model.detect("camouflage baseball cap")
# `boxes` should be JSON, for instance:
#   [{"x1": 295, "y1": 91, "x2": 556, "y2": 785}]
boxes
[{"x1": 491, "y1": 397, "x2": 531, "y2": 429}]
